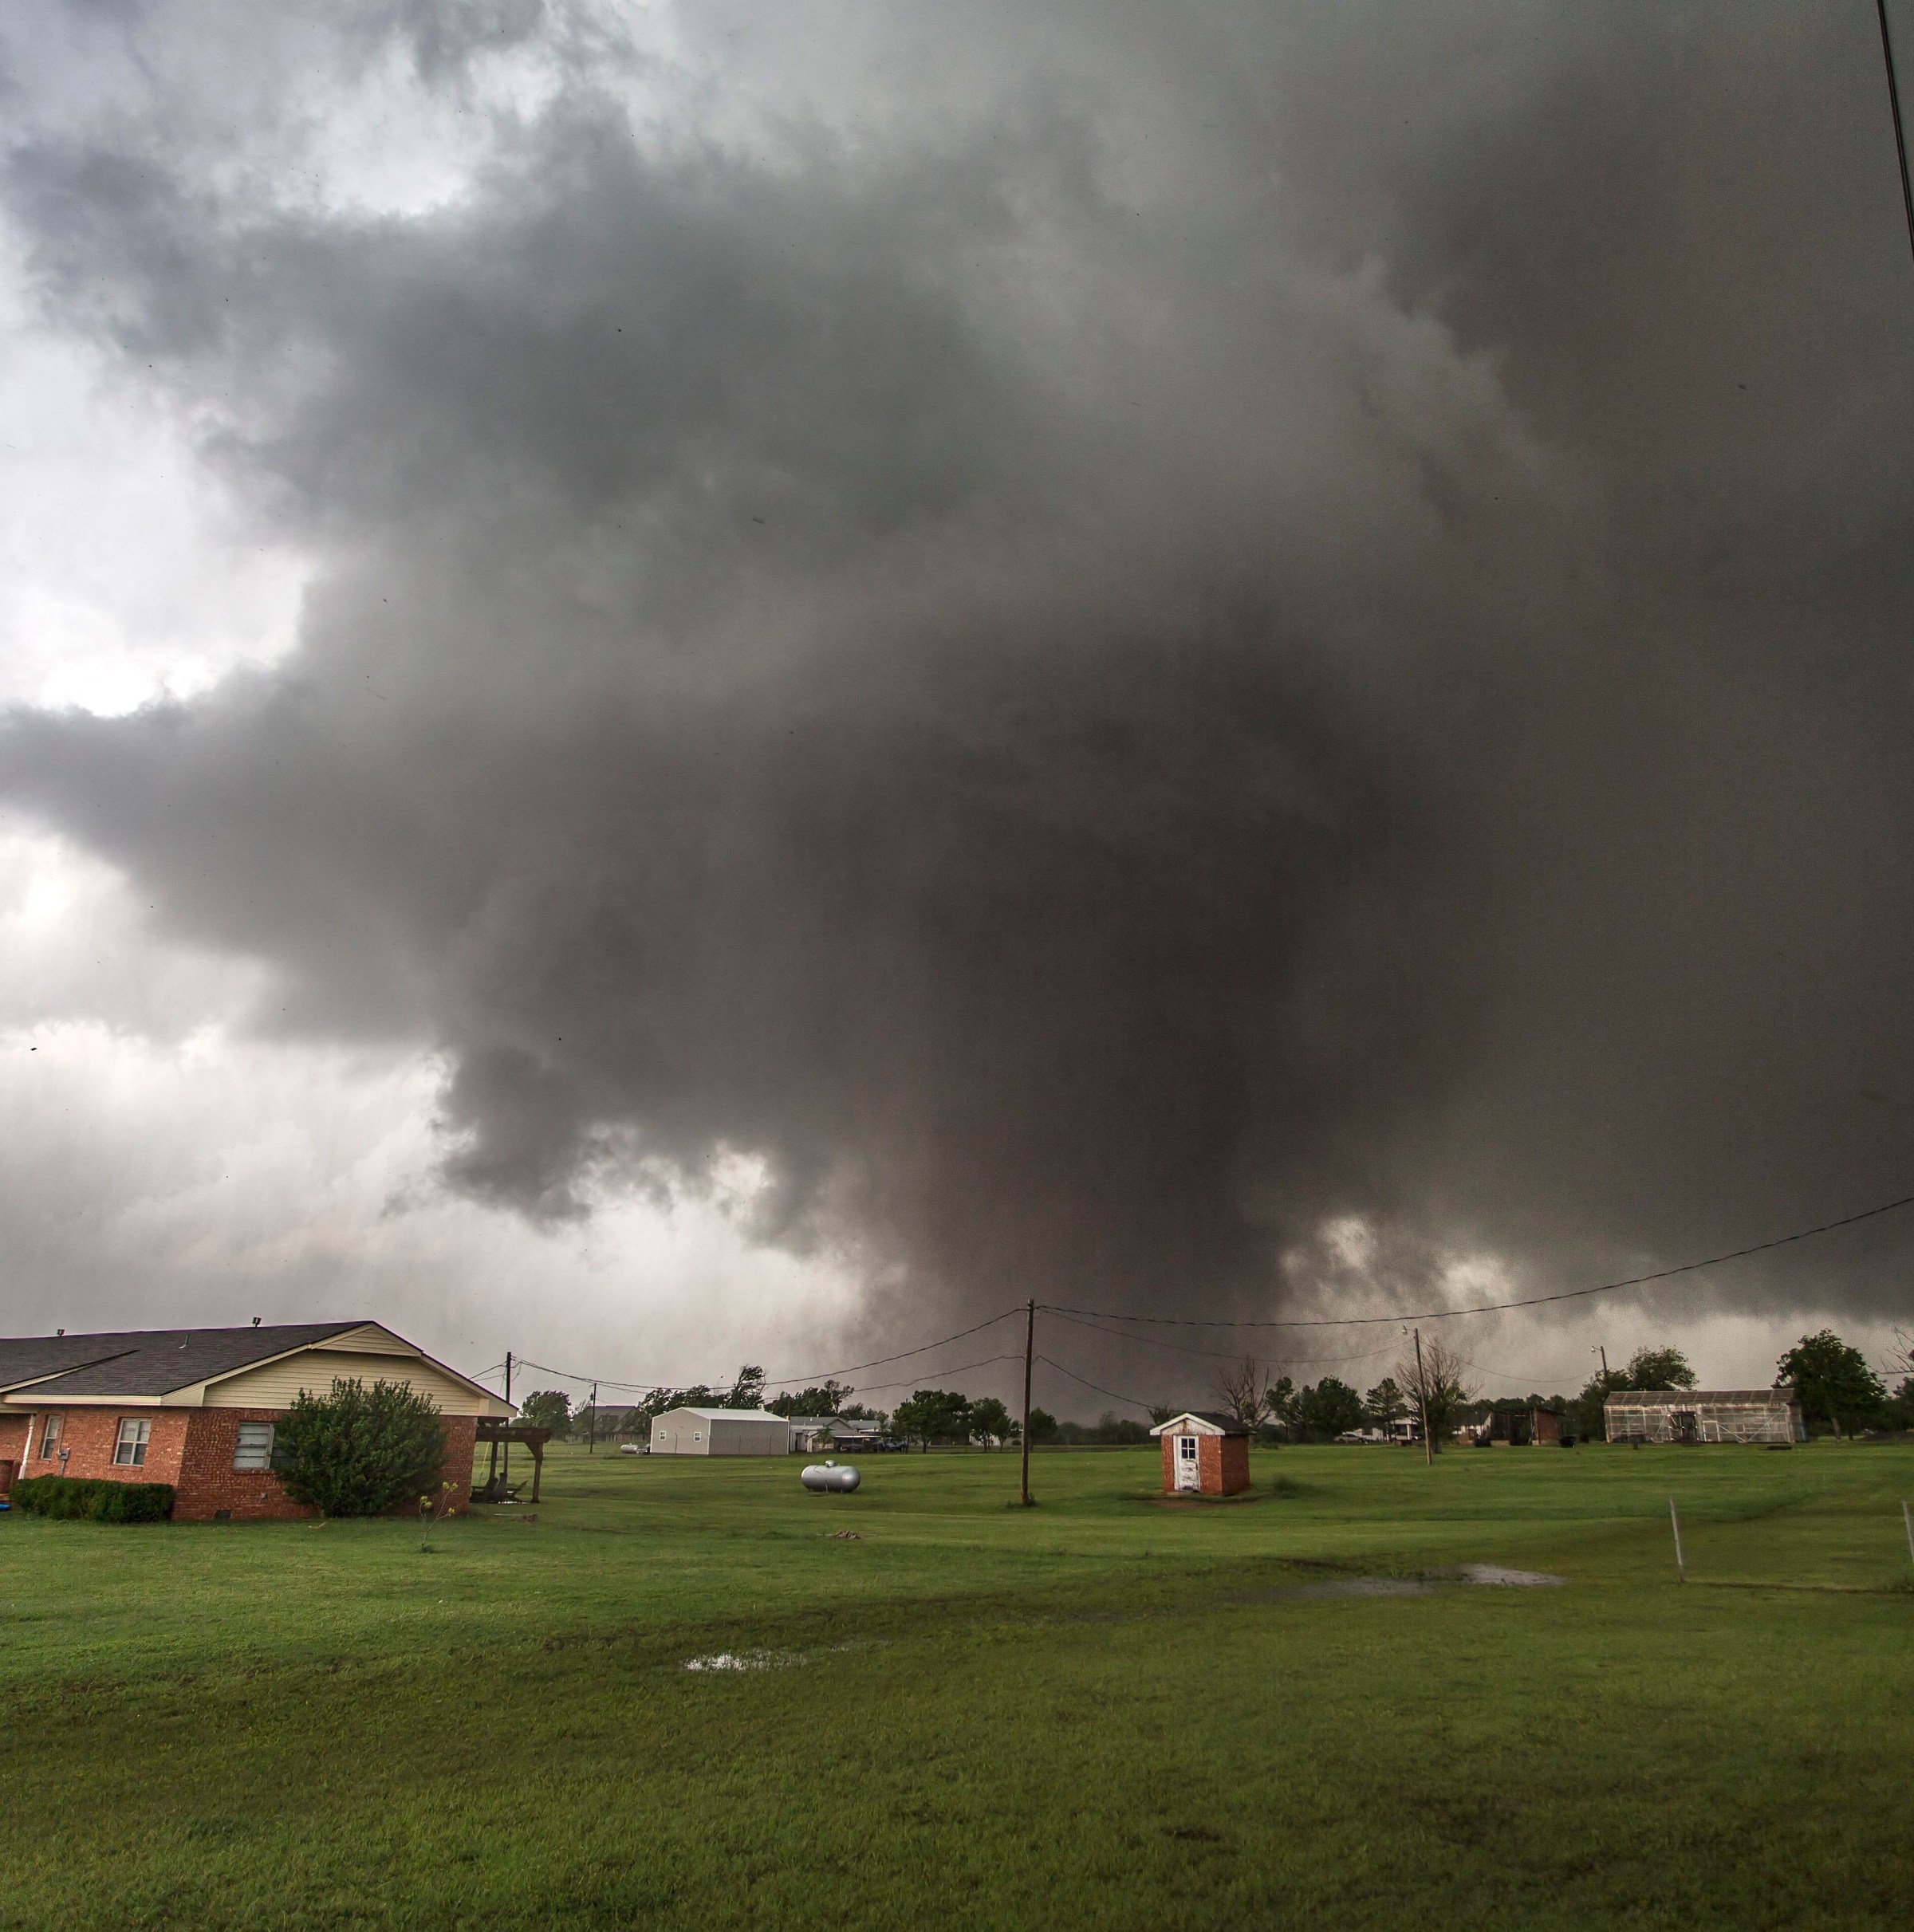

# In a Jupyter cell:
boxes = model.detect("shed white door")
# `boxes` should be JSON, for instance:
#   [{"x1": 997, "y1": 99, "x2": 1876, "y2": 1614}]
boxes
[{"x1": 1174, "y1": 1434, "x2": 1201, "y2": 1490}]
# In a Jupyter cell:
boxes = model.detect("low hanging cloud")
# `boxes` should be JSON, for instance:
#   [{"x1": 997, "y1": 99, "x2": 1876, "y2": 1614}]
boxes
[{"x1": 3, "y1": 0, "x2": 1913, "y2": 1341}]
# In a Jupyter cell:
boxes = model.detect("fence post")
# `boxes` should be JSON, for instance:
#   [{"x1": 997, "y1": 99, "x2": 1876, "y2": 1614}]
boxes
[
  {"x1": 1903, "y1": 1499, "x2": 1913, "y2": 1573},
  {"x1": 1668, "y1": 1495, "x2": 1685, "y2": 1584}
]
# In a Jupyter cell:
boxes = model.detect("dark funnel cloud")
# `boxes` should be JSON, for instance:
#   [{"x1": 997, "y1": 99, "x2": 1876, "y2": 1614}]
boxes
[{"x1": 4, "y1": 1, "x2": 1913, "y2": 1336}]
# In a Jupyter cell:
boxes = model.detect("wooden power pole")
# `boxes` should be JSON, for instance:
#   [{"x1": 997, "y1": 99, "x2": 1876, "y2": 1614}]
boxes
[
  {"x1": 1019, "y1": 1299, "x2": 1035, "y2": 1507},
  {"x1": 1413, "y1": 1327, "x2": 1432, "y2": 1466},
  {"x1": 502, "y1": 1350, "x2": 514, "y2": 1486},
  {"x1": 589, "y1": 1381, "x2": 597, "y2": 1454}
]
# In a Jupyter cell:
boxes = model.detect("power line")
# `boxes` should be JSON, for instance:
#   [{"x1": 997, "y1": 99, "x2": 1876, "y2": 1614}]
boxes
[
  {"x1": 1039, "y1": 1304, "x2": 1400, "y2": 1369},
  {"x1": 1880, "y1": 0, "x2": 1914, "y2": 270},
  {"x1": 1034, "y1": 1354, "x2": 1158, "y2": 1414},
  {"x1": 1042, "y1": 1190, "x2": 1914, "y2": 1331},
  {"x1": 504, "y1": 1305, "x2": 1028, "y2": 1399}
]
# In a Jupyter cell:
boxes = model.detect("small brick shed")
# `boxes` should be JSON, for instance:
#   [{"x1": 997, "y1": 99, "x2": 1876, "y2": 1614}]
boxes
[{"x1": 1150, "y1": 1411, "x2": 1251, "y2": 1496}]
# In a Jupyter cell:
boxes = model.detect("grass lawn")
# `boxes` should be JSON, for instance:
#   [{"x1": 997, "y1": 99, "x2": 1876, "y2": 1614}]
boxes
[{"x1": 2, "y1": 1438, "x2": 1911, "y2": 1930}]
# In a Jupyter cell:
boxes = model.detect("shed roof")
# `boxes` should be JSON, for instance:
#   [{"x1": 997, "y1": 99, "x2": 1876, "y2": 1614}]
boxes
[
  {"x1": 655, "y1": 1407, "x2": 788, "y2": 1422},
  {"x1": 1148, "y1": 1411, "x2": 1250, "y2": 1438}
]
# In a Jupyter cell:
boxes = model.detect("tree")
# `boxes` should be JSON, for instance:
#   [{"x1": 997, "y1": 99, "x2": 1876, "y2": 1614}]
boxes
[
  {"x1": 892, "y1": 1388, "x2": 971, "y2": 1451},
  {"x1": 766, "y1": 1380, "x2": 854, "y2": 1418},
  {"x1": 1364, "y1": 1378, "x2": 1405, "y2": 1431},
  {"x1": 1776, "y1": 1330, "x2": 1888, "y2": 1438},
  {"x1": 1145, "y1": 1403, "x2": 1176, "y2": 1426},
  {"x1": 727, "y1": 1365, "x2": 768, "y2": 1410},
  {"x1": 1394, "y1": 1337, "x2": 1474, "y2": 1453},
  {"x1": 1623, "y1": 1347, "x2": 1697, "y2": 1391},
  {"x1": 967, "y1": 1396, "x2": 1015, "y2": 1447},
  {"x1": 1264, "y1": 1375, "x2": 1298, "y2": 1441},
  {"x1": 1298, "y1": 1377, "x2": 1366, "y2": 1439},
  {"x1": 1214, "y1": 1357, "x2": 1280, "y2": 1430},
  {"x1": 274, "y1": 1377, "x2": 447, "y2": 1518},
  {"x1": 518, "y1": 1389, "x2": 572, "y2": 1434},
  {"x1": 1026, "y1": 1407, "x2": 1061, "y2": 1445}
]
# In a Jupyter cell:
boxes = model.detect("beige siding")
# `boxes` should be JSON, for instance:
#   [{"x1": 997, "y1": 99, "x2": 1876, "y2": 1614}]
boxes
[
  {"x1": 650, "y1": 1410, "x2": 712, "y2": 1455},
  {"x1": 206, "y1": 1351, "x2": 498, "y2": 1416},
  {"x1": 317, "y1": 1324, "x2": 412, "y2": 1355},
  {"x1": 707, "y1": 1415, "x2": 788, "y2": 1456}
]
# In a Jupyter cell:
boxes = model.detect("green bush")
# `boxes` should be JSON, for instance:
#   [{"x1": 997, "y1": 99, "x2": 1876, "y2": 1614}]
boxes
[
  {"x1": 10, "y1": 1475, "x2": 175, "y2": 1522},
  {"x1": 273, "y1": 1376, "x2": 447, "y2": 1517}
]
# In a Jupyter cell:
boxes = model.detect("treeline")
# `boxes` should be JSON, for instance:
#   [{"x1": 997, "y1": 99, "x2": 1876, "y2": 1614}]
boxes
[{"x1": 512, "y1": 1324, "x2": 1914, "y2": 1447}]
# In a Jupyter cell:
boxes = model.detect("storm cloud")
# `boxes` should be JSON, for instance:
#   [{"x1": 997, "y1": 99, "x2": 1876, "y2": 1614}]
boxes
[{"x1": 4, "y1": 0, "x2": 1913, "y2": 1349}]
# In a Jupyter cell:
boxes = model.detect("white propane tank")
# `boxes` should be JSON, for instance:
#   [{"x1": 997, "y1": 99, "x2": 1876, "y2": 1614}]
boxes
[{"x1": 800, "y1": 1460, "x2": 861, "y2": 1493}]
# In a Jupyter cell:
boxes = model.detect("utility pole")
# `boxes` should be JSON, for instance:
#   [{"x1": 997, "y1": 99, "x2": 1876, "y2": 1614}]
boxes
[
  {"x1": 589, "y1": 1381, "x2": 597, "y2": 1455},
  {"x1": 1598, "y1": 1344, "x2": 1609, "y2": 1380},
  {"x1": 1019, "y1": 1299, "x2": 1035, "y2": 1507},
  {"x1": 1669, "y1": 1495, "x2": 1686, "y2": 1583},
  {"x1": 502, "y1": 1350, "x2": 513, "y2": 1488},
  {"x1": 1413, "y1": 1326, "x2": 1432, "y2": 1466}
]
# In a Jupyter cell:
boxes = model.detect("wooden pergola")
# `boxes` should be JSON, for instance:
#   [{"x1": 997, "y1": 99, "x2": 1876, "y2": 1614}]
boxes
[{"x1": 472, "y1": 1419, "x2": 553, "y2": 1503}]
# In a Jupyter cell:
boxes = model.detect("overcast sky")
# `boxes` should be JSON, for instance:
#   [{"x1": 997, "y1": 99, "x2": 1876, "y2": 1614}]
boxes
[{"x1": 2, "y1": 2, "x2": 1911, "y2": 1415}]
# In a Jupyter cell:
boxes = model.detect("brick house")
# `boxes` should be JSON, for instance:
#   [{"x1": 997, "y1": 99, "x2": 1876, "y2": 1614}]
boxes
[
  {"x1": 0, "y1": 1322, "x2": 513, "y2": 1521},
  {"x1": 1149, "y1": 1411, "x2": 1252, "y2": 1496}
]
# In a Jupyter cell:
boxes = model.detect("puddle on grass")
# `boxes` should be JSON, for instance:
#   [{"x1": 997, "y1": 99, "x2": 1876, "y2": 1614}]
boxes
[
  {"x1": 683, "y1": 1638, "x2": 890, "y2": 1674},
  {"x1": 1240, "y1": 1566, "x2": 1565, "y2": 1604},
  {"x1": 1451, "y1": 1564, "x2": 1565, "y2": 1589}
]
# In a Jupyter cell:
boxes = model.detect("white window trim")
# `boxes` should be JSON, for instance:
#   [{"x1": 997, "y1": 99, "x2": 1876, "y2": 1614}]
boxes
[{"x1": 113, "y1": 1417, "x2": 152, "y2": 1467}]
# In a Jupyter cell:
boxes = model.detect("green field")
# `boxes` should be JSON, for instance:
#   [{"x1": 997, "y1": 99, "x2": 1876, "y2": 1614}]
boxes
[{"x1": 2, "y1": 1440, "x2": 1911, "y2": 1930}]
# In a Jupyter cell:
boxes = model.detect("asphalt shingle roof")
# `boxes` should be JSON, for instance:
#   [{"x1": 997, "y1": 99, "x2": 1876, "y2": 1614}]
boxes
[{"x1": 0, "y1": 1324, "x2": 364, "y2": 1399}]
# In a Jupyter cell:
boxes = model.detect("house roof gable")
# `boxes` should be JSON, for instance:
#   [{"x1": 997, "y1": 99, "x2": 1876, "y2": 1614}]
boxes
[
  {"x1": 0, "y1": 1324, "x2": 363, "y2": 1402},
  {"x1": 0, "y1": 1322, "x2": 506, "y2": 1413}
]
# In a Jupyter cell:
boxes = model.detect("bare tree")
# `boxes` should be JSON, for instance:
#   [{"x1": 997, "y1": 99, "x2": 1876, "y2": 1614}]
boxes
[
  {"x1": 1213, "y1": 1356, "x2": 1279, "y2": 1430},
  {"x1": 1393, "y1": 1335, "x2": 1475, "y2": 1452}
]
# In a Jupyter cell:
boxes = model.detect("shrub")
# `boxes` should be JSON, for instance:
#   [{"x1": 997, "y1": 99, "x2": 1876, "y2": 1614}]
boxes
[
  {"x1": 10, "y1": 1475, "x2": 175, "y2": 1522},
  {"x1": 274, "y1": 1377, "x2": 447, "y2": 1517}
]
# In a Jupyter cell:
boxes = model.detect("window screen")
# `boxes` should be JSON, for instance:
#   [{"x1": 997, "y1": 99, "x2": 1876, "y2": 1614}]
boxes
[
  {"x1": 38, "y1": 1415, "x2": 62, "y2": 1459},
  {"x1": 233, "y1": 1422, "x2": 275, "y2": 1471},
  {"x1": 112, "y1": 1418, "x2": 152, "y2": 1467}
]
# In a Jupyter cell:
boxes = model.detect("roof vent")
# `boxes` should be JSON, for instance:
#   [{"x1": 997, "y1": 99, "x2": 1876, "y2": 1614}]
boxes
[
  {"x1": 252, "y1": 1316, "x2": 261, "y2": 1327},
  {"x1": 56, "y1": 1327, "x2": 64, "y2": 1336}
]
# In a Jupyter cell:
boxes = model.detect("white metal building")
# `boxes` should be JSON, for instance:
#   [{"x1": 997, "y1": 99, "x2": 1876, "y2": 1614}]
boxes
[{"x1": 648, "y1": 1407, "x2": 791, "y2": 1455}]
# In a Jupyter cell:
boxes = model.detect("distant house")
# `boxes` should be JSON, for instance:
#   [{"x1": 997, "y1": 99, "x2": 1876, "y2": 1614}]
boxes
[
  {"x1": 782, "y1": 1416, "x2": 837, "y2": 1453},
  {"x1": 648, "y1": 1407, "x2": 790, "y2": 1456},
  {"x1": 1149, "y1": 1411, "x2": 1251, "y2": 1496},
  {"x1": 1604, "y1": 1387, "x2": 1805, "y2": 1445},
  {"x1": 825, "y1": 1419, "x2": 901, "y2": 1451},
  {"x1": 0, "y1": 1322, "x2": 511, "y2": 1521},
  {"x1": 1477, "y1": 1405, "x2": 1563, "y2": 1446}
]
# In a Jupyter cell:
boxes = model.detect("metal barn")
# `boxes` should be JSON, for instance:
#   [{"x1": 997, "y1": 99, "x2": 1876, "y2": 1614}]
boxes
[
  {"x1": 1603, "y1": 1387, "x2": 1805, "y2": 1445},
  {"x1": 648, "y1": 1407, "x2": 791, "y2": 1455}
]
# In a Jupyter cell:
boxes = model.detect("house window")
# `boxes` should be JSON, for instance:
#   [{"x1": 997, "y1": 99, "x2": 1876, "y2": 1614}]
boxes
[
  {"x1": 112, "y1": 1418, "x2": 152, "y2": 1467},
  {"x1": 38, "y1": 1415, "x2": 62, "y2": 1459},
  {"x1": 233, "y1": 1422, "x2": 275, "y2": 1472}
]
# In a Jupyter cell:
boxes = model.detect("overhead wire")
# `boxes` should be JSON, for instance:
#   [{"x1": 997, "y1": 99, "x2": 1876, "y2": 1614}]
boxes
[
  {"x1": 498, "y1": 1305, "x2": 1029, "y2": 1402},
  {"x1": 1040, "y1": 1190, "x2": 1914, "y2": 1330}
]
